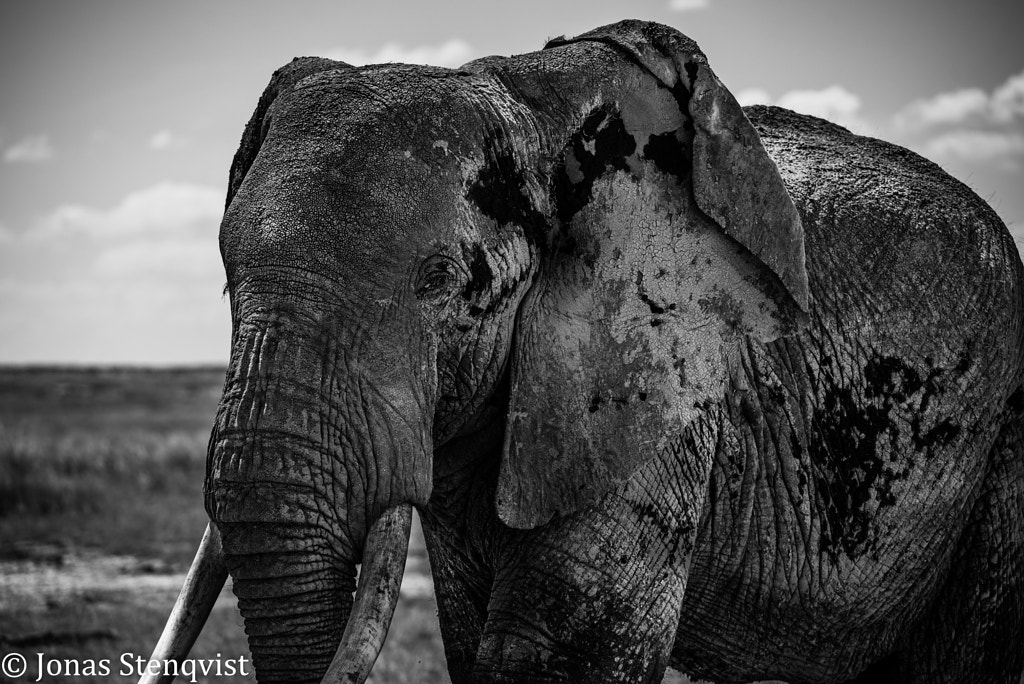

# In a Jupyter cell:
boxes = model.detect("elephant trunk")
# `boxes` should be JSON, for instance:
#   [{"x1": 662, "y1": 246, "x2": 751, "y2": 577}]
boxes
[
  {"x1": 198, "y1": 310, "x2": 430, "y2": 683},
  {"x1": 220, "y1": 540, "x2": 352, "y2": 679},
  {"x1": 210, "y1": 506, "x2": 410, "y2": 684}
]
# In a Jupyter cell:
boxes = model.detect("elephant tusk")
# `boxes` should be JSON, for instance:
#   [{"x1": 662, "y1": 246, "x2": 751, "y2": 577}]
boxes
[
  {"x1": 321, "y1": 504, "x2": 413, "y2": 684},
  {"x1": 138, "y1": 523, "x2": 228, "y2": 684}
]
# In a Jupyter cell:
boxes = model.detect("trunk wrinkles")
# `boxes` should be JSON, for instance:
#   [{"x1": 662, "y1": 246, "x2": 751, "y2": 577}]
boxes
[
  {"x1": 205, "y1": 315, "x2": 358, "y2": 683},
  {"x1": 204, "y1": 304, "x2": 427, "y2": 682}
]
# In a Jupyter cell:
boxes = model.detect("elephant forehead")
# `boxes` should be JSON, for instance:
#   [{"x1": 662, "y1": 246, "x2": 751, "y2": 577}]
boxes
[
  {"x1": 226, "y1": 69, "x2": 530, "y2": 273},
  {"x1": 270, "y1": 65, "x2": 504, "y2": 163},
  {"x1": 223, "y1": 147, "x2": 469, "y2": 281}
]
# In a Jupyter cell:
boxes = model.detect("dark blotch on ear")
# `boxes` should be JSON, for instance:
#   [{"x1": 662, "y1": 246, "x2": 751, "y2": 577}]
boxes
[
  {"x1": 467, "y1": 132, "x2": 547, "y2": 242},
  {"x1": 555, "y1": 106, "x2": 636, "y2": 224},
  {"x1": 642, "y1": 131, "x2": 692, "y2": 181}
]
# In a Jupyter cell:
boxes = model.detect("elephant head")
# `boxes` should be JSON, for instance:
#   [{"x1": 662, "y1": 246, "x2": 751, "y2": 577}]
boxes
[{"x1": 143, "y1": 19, "x2": 808, "y2": 683}]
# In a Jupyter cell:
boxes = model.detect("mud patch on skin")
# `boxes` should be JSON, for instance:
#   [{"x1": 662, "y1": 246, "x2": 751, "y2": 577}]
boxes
[
  {"x1": 466, "y1": 131, "x2": 547, "y2": 243},
  {"x1": 810, "y1": 353, "x2": 964, "y2": 561},
  {"x1": 555, "y1": 106, "x2": 637, "y2": 224},
  {"x1": 863, "y1": 354, "x2": 963, "y2": 452}
]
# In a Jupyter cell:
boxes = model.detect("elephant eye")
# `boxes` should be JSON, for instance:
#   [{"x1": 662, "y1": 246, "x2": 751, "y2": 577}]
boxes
[{"x1": 415, "y1": 255, "x2": 464, "y2": 303}]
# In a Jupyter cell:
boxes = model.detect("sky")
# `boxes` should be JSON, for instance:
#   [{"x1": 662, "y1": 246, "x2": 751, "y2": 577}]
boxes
[{"x1": 0, "y1": 0, "x2": 1021, "y2": 365}]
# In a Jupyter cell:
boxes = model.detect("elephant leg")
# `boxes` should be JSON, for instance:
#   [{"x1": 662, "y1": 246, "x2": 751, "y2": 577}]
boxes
[
  {"x1": 853, "y1": 405, "x2": 1024, "y2": 683},
  {"x1": 472, "y1": 498, "x2": 690, "y2": 683}
]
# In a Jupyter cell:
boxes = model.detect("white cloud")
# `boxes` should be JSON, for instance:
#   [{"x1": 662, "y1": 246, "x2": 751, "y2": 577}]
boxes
[
  {"x1": 1, "y1": 182, "x2": 229, "y2": 364},
  {"x1": 895, "y1": 68, "x2": 1024, "y2": 131},
  {"x1": 893, "y1": 88, "x2": 989, "y2": 130},
  {"x1": 0, "y1": 220, "x2": 13, "y2": 243},
  {"x1": 992, "y1": 69, "x2": 1024, "y2": 123},
  {"x1": 93, "y1": 239, "x2": 222, "y2": 279},
  {"x1": 34, "y1": 182, "x2": 223, "y2": 241},
  {"x1": 734, "y1": 88, "x2": 771, "y2": 106},
  {"x1": 148, "y1": 129, "x2": 186, "y2": 151},
  {"x1": 738, "y1": 85, "x2": 870, "y2": 133},
  {"x1": 4, "y1": 134, "x2": 54, "y2": 163},
  {"x1": 890, "y1": 69, "x2": 1024, "y2": 170},
  {"x1": 324, "y1": 39, "x2": 474, "y2": 68},
  {"x1": 669, "y1": 0, "x2": 709, "y2": 10},
  {"x1": 923, "y1": 129, "x2": 1024, "y2": 166},
  {"x1": 776, "y1": 86, "x2": 862, "y2": 122}
]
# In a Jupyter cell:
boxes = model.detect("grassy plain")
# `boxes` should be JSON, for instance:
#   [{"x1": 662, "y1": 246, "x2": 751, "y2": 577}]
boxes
[{"x1": 0, "y1": 367, "x2": 449, "y2": 684}]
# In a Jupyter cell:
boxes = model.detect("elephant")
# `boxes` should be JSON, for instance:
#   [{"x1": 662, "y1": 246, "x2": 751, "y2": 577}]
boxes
[{"x1": 141, "y1": 19, "x2": 1024, "y2": 684}]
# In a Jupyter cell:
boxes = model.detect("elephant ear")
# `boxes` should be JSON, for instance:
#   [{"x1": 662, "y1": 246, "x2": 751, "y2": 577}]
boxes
[
  {"x1": 226, "y1": 57, "x2": 349, "y2": 208},
  {"x1": 495, "y1": 21, "x2": 809, "y2": 529}
]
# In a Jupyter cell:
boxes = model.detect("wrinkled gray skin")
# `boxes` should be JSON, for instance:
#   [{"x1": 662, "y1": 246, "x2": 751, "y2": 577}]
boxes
[{"x1": 203, "y1": 20, "x2": 1024, "y2": 684}]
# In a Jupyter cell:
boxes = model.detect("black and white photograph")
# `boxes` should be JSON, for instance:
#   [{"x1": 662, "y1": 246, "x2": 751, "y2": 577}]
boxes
[{"x1": 1, "y1": 1, "x2": 1022, "y2": 682}]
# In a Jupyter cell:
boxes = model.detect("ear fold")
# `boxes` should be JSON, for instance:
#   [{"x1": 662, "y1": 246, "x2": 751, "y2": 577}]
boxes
[
  {"x1": 226, "y1": 57, "x2": 349, "y2": 208},
  {"x1": 495, "y1": 21, "x2": 809, "y2": 529},
  {"x1": 548, "y1": 20, "x2": 809, "y2": 310}
]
